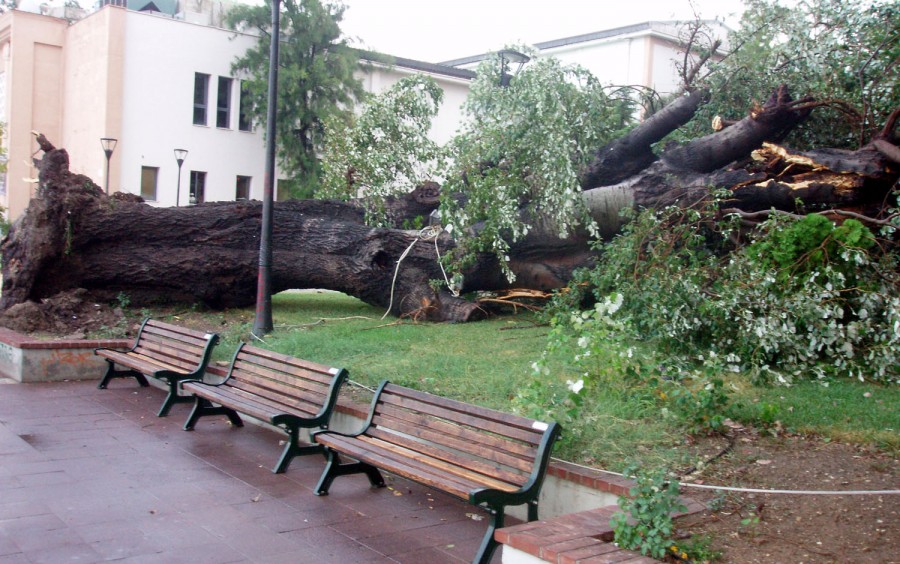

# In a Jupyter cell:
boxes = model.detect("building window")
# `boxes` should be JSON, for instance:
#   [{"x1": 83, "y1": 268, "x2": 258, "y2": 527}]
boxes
[
  {"x1": 193, "y1": 73, "x2": 209, "y2": 125},
  {"x1": 189, "y1": 171, "x2": 206, "y2": 204},
  {"x1": 140, "y1": 166, "x2": 158, "y2": 201},
  {"x1": 235, "y1": 175, "x2": 251, "y2": 200},
  {"x1": 216, "y1": 77, "x2": 232, "y2": 129},
  {"x1": 238, "y1": 81, "x2": 252, "y2": 132}
]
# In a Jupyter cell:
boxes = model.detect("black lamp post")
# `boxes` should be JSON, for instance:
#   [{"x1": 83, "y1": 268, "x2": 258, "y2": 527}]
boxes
[
  {"x1": 174, "y1": 148, "x2": 188, "y2": 207},
  {"x1": 497, "y1": 49, "x2": 530, "y2": 87},
  {"x1": 252, "y1": 0, "x2": 281, "y2": 337},
  {"x1": 100, "y1": 137, "x2": 117, "y2": 195}
]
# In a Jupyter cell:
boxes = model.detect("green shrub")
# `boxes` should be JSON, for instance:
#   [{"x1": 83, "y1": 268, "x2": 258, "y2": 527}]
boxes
[
  {"x1": 544, "y1": 200, "x2": 900, "y2": 388},
  {"x1": 611, "y1": 464, "x2": 686, "y2": 560}
]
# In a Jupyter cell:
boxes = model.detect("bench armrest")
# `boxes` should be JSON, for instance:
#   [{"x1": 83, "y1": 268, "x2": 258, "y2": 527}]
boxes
[
  {"x1": 311, "y1": 378, "x2": 389, "y2": 443},
  {"x1": 94, "y1": 317, "x2": 155, "y2": 356},
  {"x1": 470, "y1": 420, "x2": 561, "y2": 508}
]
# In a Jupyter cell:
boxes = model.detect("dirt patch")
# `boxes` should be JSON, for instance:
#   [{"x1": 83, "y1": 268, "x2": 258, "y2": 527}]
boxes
[
  {"x1": 0, "y1": 289, "x2": 126, "y2": 339},
  {"x1": 676, "y1": 428, "x2": 898, "y2": 563},
  {"x1": 0, "y1": 296, "x2": 896, "y2": 563}
]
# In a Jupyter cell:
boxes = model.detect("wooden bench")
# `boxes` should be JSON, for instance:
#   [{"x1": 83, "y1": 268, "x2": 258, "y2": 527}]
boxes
[
  {"x1": 179, "y1": 343, "x2": 348, "y2": 474},
  {"x1": 311, "y1": 381, "x2": 561, "y2": 564},
  {"x1": 95, "y1": 318, "x2": 219, "y2": 417}
]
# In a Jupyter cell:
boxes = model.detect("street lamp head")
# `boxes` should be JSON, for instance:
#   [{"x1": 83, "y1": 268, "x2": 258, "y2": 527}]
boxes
[
  {"x1": 100, "y1": 137, "x2": 117, "y2": 158},
  {"x1": 174, "y1": 148, "x2": 188, "y2": 166},
  {"x1": 497, "y1": 49, "x2": 530, "y2": 87}
]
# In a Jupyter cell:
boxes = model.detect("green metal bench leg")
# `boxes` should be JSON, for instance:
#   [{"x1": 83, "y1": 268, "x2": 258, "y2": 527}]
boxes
[
  {"x1": 474, "y1": 506, "x2": 505, "y2": 564},
  {"x1": 157, "y1": 384, "x2": 194, "y2": 417},
  {"x1": 183, "y1": 397, "x2": 244, "y2": 430},
  {"x1": 314, "y1": 450, "x2": 385, "y2": 495},
  {"x1": 97, "y1": 361, "x2": 149, "y2": 389},
  {"x1": 273, "y1": 425, "x2": 325, "y2": 474}
]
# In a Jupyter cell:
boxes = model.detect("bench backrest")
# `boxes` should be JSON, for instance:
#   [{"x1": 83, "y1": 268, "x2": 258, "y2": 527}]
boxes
[
  {"x1": 367, "y1": 382, "x2": 559, "y2": 493},
  {"x1": 226, "y1": 343, "x2": 348, "y2": 420},
  {"x1": 133, "y1": 319, "x2": 218, "y2": 371}
]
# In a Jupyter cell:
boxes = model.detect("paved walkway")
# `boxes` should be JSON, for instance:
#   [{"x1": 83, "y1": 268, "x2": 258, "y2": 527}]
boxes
[{"x1": 0, "y1": 380, "x2": 504, "y2": 563}]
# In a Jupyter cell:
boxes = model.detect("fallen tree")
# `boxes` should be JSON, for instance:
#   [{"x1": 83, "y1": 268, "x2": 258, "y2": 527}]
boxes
[{"x1": 3, "y1": 89, "x2": 898, "y2": 323}]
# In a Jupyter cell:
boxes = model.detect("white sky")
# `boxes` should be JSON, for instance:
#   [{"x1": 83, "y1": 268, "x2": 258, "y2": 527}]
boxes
[{"x1": 339, "y1": 0, "x2": 747, "y2": 63}]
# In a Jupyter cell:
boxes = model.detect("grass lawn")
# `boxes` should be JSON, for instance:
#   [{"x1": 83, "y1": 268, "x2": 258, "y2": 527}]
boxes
[{"x1": 189, "y1": 290, "x2": 898, "y2": 470}]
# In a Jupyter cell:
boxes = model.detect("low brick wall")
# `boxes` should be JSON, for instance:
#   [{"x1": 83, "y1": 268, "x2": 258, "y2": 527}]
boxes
[{"x1": 0, "y1": 328, "x2": 129, "y2": 383}]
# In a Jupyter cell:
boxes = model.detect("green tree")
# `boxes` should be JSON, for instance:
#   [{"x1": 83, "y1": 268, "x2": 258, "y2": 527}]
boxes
[
  {"x1": 439, "y1": 50, "x2": 634, "y2": 279},
  {"x1": 226, "y1": 0, "x2": 366, "y2": 199},
  {"x1": 691, "y1": 0, "x2": 899, "y2": 149},
  {"x1": 319, "y1": 75, "x2": 444, "y2": 226}
]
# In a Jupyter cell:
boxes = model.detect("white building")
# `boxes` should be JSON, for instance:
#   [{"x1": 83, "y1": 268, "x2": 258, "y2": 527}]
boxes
[
  {"x1": 0, "y1": 3, "x2": 726, "y2": 221},
  {"x1": 444, "y1": 20, "x2": 730, "y2": 96},
  {"x1": 0, "y1": 3, "x2": 474, "y2": 220}
]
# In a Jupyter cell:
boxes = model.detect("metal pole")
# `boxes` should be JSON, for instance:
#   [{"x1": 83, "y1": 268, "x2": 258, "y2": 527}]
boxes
[
  {"x1": 104, "y1": 156, "x2": 111, "y2": 195},
  {"x1": 252, "y1": 0, "x2": 280, "y2": 337},
  {"x1": 176, "y1": 163, "x2": 183, "y2": 207}
]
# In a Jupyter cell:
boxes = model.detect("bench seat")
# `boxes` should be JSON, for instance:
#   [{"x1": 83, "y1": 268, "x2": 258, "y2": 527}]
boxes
[
  {"x1": 180, "y1": 343, "x2": 347, "y2": 474},
  {"x1": 95, "y1": 318, "x2": 219, "y2": 417},
  {"x1": 312, "y1": 381, "x2": 560, "y2": 564}
]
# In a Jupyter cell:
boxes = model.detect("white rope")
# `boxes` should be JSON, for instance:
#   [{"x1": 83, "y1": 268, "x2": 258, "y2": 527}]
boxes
[
  {"x1": 381, "y1": 226, "x2": 456, "y2": 320},
  {"x1": 346, "y1": 379, "x2": 378, "y2": 393},
  {"x1": 550, "y1": 457, "x2": 900, "y2": 496}
]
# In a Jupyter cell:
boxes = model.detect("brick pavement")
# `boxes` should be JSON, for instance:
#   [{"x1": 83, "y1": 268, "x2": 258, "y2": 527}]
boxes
[{"x1": 0, "y1": 380, "x2": 504, "y2": 563}]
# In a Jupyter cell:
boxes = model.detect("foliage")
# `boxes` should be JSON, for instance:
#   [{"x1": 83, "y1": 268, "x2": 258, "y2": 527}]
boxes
[
  {"x1": 319, "y1": 75, "x2": 445, "y2": 226},
  {"x1": 691, "y1": 0, "x2": 900, "y2": 149},
  {"x1": 437, "y1": 49, "x2": 634, "y2": 280},
  {"x1": 746, "y1": 214, "x2": 874, "y2": 280},
  {"x1": 669, "y1": 535, "x2": 723, "y2": 562},
  {"x1": 610, "y1": 464, "x2": 686, "y2": 560},
  {"x1": 226, "y1": 0, "x2": 366, "y2": 198},
  {"x1": 659, "y1": 371, "x2": 731, "y2": 434},
  {"x1": 547, "y1": 200, "x2": 900, "y2": 385}
]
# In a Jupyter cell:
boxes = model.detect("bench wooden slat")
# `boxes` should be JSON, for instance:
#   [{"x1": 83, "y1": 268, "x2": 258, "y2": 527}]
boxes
[
  {"x1": 142, "y1": 321, "x2": 216, "y2": 345},
  {"x1": 133, "y1": 343, "x2": 204, "y2": 371},
  {"x1": 315, "y1": 433, "x2": 482, "y2": 499},
  {"x1": 385, "y1": 383, "x2": 545, "y2": 436},
  {"x1": 224, "y1": 377, "x2": 325, "y2": 417},
  {"x1": 366, "y1": 425, "x2": 530, "y2": 487},
  {"x1": 96, "y1": 350, "x2": 190, "y2": 375},
  {"x1": 379, "y1": 388, "x2": 545, "y2": 445},
  {"x1": 375, "y1": 402, "x2": 537, "y2": 463},
  {"x1": 372, "y1": 407, "x2": 536, "y2": 472},
  {"x1": 357, "y1": 435, "x2": 520, "y2": 491},
  {"x1": 138, "y1": 333, "x2": 206, "y2": 357},
  {"x1": 370, "y1": 410, "x2": 535, "y2": 476},
  {"x1": 180, "y1": 342, "x2": 347, "y2": 474},
  {"x1": 182, "y1": 382, "x2": 319, "y2": 422},
  {"x1": 236, "y1": 347, "x2": 339, "y2": 387},
  {"x1": 187, "y1": 381, "x2": 320, "y2": 418},
  {"x1": 234, "y1": 358, "x2": 336, "y2": 389},
  {"x1": 232, "y1": 358, "x2": 334, "y2": 395},
  {"x1": 231, "y1": 365, "x2": 333, "y2": 403}
]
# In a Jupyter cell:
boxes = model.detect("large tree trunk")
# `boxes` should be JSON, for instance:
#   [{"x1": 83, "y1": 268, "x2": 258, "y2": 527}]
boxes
[{"x1": 3, "y1": 90, "x2": 898, "y2": 323}]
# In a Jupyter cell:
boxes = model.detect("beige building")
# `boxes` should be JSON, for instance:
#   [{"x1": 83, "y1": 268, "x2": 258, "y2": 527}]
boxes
[{"x1": 1, "y1": 8, "x2": 124, "y2": 220}]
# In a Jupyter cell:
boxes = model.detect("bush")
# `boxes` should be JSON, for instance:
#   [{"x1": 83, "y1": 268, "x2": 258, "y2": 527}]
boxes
[{"x1": 546, "y1": 199, "x2": 900, "y2": 386}]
